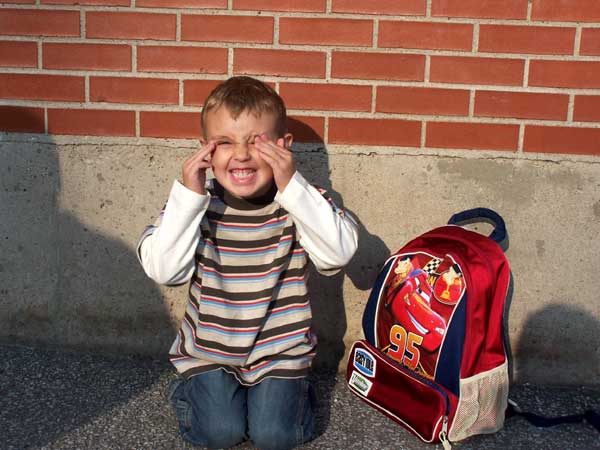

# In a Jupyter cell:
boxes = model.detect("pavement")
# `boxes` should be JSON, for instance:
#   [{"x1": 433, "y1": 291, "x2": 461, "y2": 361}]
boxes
[{"x1": 1, "y1": 344, "x2": 598, "y2": 450}]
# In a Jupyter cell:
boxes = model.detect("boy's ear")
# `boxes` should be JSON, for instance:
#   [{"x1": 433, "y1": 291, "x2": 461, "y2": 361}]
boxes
[{"x1": 283, "y1": 133, "x2": 293, "y2": 150}]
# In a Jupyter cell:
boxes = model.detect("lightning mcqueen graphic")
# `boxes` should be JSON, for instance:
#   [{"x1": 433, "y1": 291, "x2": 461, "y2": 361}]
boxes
[{"x1": 385, "y1": 267, "x2": 447, "y2": 352}]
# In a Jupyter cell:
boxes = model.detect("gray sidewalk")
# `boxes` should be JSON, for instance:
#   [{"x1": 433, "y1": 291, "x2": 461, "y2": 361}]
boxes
[{"x1": 1, "y1": 344, "x2": 598, "y2": 450}]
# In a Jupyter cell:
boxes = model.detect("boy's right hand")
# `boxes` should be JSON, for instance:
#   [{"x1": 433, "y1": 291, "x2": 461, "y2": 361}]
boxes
[{"x1": 182, "y1": 141, "x2": 215, "y2": 195}]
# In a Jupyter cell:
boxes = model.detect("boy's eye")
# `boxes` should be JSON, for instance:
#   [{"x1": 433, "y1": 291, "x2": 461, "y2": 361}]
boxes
[{"x1": 216, "y1": 140, "x2": 232, "y2": 147}]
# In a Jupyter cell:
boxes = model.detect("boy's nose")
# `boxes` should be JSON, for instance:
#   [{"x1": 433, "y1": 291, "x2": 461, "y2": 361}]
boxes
[{"x1": 233, "y1": 143, "x2": 251, "y2": 161}]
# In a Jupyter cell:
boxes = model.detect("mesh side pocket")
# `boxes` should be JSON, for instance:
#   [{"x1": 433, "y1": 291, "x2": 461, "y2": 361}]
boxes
[{"x1": 449, "y1": 360, "x2": 509, "y2": 442}]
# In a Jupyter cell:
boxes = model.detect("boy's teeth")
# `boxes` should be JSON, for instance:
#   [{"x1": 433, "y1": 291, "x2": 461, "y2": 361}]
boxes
[{"x1": 231, "y1": 169, "x2": 254, "y2": 179}]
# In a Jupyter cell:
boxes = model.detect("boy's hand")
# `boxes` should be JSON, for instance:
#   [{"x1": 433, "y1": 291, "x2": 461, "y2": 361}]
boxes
[
  {"x1": 182, "y1": 141, "x2": 215, "y2": 195},
  {"x1": 255, "y1": 134, "x2": 296, "y2": 193}
]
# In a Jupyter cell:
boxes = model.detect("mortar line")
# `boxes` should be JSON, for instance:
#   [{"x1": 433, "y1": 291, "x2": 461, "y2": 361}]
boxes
[
  {"x1": 37, "y1": 41, "x2": 42, "y2": 69},
  {"x1": 131, "y1": 44, "x2": 137, "y2": 73},
  {"x1": 469, "y1": 90, "x2": 475, "y2": 117},
  {"x1": 420, "y1": 120, "x2": 427, "y2": 148},
  {"x1": 228, "y1": 47, "x2": 234, "y2": 77},
  {"x1": 473, "y1": 23, "x2": 479, "y2": 53},
  {"x1": 373, "y1": 18, "x2": 379, "y2": 48},
  {"x1": 426, "y1": 0, "x2": 432, "y2": 17},
  {"x1": 135, "y1": 110, "x2": 140, "y2": 137},
  {"x1": 567, "y1": 94, "x2": 575, "y2": 122},
  {"x1": 274, "y1": 15, "x2": 280, "y2": 46},
  {"x1": 574, "y1": 26, "x2": 582, "y2": 56},
  {"x1": 371, "y1": 85, "x2": 377, "y2": 114},
  {"x1": 176, "y1": 13, "x2": 181, "y2": 42},
  {"x1": 517, "y1": 123, "x2": 525, "y2": 154}
]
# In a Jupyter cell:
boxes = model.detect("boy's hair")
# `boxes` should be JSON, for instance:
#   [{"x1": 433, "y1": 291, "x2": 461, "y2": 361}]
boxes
[{"x1": 202, "y1": 76, "x2": 287, "y2": 137}]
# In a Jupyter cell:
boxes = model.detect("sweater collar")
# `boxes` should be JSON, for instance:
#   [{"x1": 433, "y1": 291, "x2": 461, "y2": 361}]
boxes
[{"x1": 212, "y1": 179, "x2": 277, "y2": 210}]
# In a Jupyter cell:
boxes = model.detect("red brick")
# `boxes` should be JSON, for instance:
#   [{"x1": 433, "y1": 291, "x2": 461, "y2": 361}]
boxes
[
  {"x1": 0, "y1": 41, "x2": 37, "y2": 68},
  {"x1": 479, "y1": 25, "x2": 575, "y2": 55},
  {"x1": 184, "y1": 79, "x2": 222, "y2": 106},
  {"x1": 287, "y1": 116, "x2": 325, "y2": 143},
  {"x1": 574, "y1": 96, "x2": 600, "y2": 123},
  {"x1": 332, "y1": 0, "x2": 426, "y2": 15},
  {"x1": 233, "y1": 0, "x2": 325, "y2": 12},
  {"x1": 529, "y1": 60, "x2": 600, "y2": 89},
  {"x1": 329, "y1": 118, "x2": 421, "y2": 147},
  {"x1": 379, "y1": 21, "x2": 472, "y2": 51},
  {"x1": 280, "y1": 83, "x2": 371, "y2": 112},
  {"x1": 474, "y1": 91, "x2": 568, "y2": 121},
  {"x1": 580, "y1": 28, "x2": 600, "y2": 56},
  {"x1": 0, "y1": 9, "x2": 79, "y2": 37},
  {"x1": 532, "y1": 0, "x2": 600, "y2": 22},
  {"x1": 524, "y1": 125, "x2": 600, "y2": 155},
  {"x1": 138, "y1": 0, "x2": 226, "y2": 7},
  {"x1": 90, "y1": 77, "x2": 179, "y2": 105},
  {"x1": 48, "y1": 109, "x2": 135, "y2": 137},
  {"x1": 430, "y1": 56, "x2": 524, "y2": 86},
  {"x1": 0, "y1": 106, "x2": 44, "y2": 133},
  {"x1": 432, "y1": 0, "x2": 527, "y2": 19},
  {"x1": 279, "y1": 18, "x2": 372, "y2": 47},
  {"x1": 42, "y1": 0, "x2": 128, "y2": 5},
  {"x1": 43, "y1": 43, "x2": 131, "y2": 71},
  {"x1": 234, "y1": 49, "x2": 326, "y2": 79},
  {"x1": 377, "y1": 87, "x2": 469, "y2": 116},
  {"x1": 427, "y1": 122, "x2": 519, "y2": 151},
  {"x1": 0, "y1": 74, "x2": 84, "y2": 101},
  {"x1": 182, "y1": 15, "x2": 273, "y2": 44},
  {"x1": 140, "y1": 111, "x2": 202, "y2": 138},
  {"x1": 86, "y1": 12, "x2": 176, "y2": 40},
  {"x1": 331, "y1": 51, "x2": 424, "y2": 81},
  {"x1": 0, "y1": 0, "x2": 35, "y2": 4},
  {"x1": 138, "y1": 46, "x2": 227, "y2": 74}
]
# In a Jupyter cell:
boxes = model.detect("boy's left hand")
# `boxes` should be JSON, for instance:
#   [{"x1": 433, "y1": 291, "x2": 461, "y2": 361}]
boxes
[{"x1": 255, "y1": 134, "x2": 296, "y2": 193}]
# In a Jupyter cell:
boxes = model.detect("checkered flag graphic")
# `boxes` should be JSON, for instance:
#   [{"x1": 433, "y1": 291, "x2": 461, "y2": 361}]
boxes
[{"x1": 423, "y1": 258, "x2": 442, "y2": 275}]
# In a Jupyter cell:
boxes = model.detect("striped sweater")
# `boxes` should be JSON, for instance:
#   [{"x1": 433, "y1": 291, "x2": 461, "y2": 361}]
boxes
[{"x1": 138, "y1": 171, "x2": 358, "y2": 385}]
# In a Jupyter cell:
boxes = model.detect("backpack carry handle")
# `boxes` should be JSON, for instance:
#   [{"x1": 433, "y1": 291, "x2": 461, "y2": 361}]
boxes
[{"x1": 448, "y1": 208, "x2": 507, "y2": 246}]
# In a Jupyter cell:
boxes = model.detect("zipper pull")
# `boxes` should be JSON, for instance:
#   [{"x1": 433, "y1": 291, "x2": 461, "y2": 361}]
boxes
[{"x1": 440, "y1": 416, "x2": 451, "y2": 450}]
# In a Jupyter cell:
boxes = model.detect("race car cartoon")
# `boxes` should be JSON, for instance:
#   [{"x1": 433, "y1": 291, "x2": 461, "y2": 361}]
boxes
[{"x1": 385, "y1": 258, "x2": 447, "y2": 352}]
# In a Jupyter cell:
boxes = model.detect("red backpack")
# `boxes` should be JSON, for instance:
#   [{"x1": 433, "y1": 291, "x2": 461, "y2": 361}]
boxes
[{"x1": 346, "y1": 208, "x2": 511, "y2": 449}]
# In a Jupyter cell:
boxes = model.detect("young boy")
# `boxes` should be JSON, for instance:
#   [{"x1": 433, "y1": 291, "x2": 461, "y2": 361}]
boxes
[{"x1": 138, "y1": 76, "x2": 358, "y2": 450}]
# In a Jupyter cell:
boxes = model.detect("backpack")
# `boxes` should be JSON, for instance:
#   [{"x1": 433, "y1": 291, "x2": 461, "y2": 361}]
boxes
[{"x1": 346, "y1": 208, "x2": 511, "y2": 449}]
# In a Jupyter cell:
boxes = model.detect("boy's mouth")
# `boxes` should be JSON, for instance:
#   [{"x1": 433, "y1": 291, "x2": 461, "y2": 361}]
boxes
[{"x1": 230, "y1": 168, "x2": 256, "y2": 183}]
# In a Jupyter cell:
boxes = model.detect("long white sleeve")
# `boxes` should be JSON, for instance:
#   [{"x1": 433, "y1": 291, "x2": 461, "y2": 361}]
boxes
[
  {"x1": 275, "y1": 171, "x2": 359, "y2": 273},
  {"x1": 137, "y1": 180, "x2": 210, "y2": 285}
]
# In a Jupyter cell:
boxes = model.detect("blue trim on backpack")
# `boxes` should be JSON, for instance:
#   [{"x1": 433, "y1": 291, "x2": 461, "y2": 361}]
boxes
[
  {"x1": 362, "y1": 258, "x2": 395, "y2": 345},
  {"x1": 434, "y1": 290, "x2": 467, "y2": 397},
  {"x1": 448, "y1": 208, "x2": 507, "y2": 246}
]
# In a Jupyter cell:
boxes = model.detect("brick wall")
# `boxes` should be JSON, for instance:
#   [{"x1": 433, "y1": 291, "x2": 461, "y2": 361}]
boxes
[{"x1": 1, "y1": 0, "x2": 599, "y2": 156}]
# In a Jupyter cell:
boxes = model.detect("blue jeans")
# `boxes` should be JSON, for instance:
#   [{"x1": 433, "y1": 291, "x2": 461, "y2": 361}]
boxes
[{"x1": 167, "y1": 369, "x2": 315, "y2": 450}]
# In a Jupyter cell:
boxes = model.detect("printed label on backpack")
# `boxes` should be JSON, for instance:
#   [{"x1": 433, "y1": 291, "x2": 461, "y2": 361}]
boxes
[
  {"x1": 349, "y1": 370, "x2": 373, "y2": 397},
  {"x1": 353, "y1": 348, "x2": 376, "y2": 377},
  {"x1": 375, "y1": 252, "x2": 466, "y2": 379}
]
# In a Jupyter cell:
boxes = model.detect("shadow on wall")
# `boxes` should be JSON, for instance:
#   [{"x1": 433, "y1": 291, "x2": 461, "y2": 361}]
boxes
[
  {"x1": 514, "y1": 303, "x2": 600, "y2": 384},
  {"x1": 0, "y1": 110, "x2": 173, "y2": 446},
  {"x1": 289, "y1": 118, "x2": 391, "y2": 436}
]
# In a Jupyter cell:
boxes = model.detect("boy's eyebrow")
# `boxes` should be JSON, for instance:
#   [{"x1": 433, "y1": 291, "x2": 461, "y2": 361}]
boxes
[{"x1": 210, "y1": 133, "x2": 264, "y2": 142}]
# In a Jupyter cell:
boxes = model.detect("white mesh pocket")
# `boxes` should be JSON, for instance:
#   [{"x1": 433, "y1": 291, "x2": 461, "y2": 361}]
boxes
[{"x1": 449, "y1": 360, "x2": 509, "y2": 442}]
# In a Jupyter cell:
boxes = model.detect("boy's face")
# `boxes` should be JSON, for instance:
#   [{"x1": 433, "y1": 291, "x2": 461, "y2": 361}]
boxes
[{"x1": 204, "y1": 106, "x2": 288, "y2": 199}]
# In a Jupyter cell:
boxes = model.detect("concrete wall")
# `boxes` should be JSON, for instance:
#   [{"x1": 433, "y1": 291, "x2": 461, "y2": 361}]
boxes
[{"x1": 1, "y1": 132, "x2": 598, "y2": 385}]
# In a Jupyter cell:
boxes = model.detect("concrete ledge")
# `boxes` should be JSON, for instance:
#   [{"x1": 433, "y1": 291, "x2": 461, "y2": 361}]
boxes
[{"x1": 1, "y1": 134, "x2": 599, "y2": 384}]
